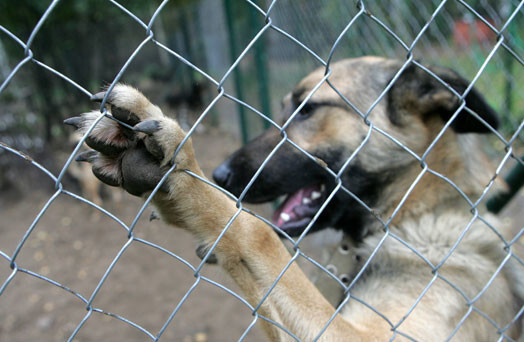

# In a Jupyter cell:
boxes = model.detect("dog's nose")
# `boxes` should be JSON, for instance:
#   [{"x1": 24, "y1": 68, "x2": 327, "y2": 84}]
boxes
[{"x1": 213, "y1": 161, "x2": 232, "y2": 189}]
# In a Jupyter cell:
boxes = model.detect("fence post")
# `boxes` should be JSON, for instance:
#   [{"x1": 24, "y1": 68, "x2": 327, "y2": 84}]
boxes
[
  {"x1": 223, "y1": 0, "x2": 249, "y2": 144},
  {"x1": 503, "y1": 48, "x2": 514, "y2": 125},
  {"x1": 503, "y1": 4, "x2": 520, "y2": 125},
  {"x1": 180, "y1": 7, "x2": 196, "y2": 89},
  {"x1": 249, "y1": 6, "x2": 272, "y2": 129}
]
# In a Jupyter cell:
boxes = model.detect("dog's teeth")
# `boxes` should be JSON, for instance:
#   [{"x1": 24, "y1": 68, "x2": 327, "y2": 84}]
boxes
[
  {"x1": 320, "y1": 184, "x2": 326, "y2": 192},
  {"x1": 303, "y1": 197, "x2": 311, "y2": 205},
  {"x1": 280, "y1": 213, "x2": 290, "y2": 222},
  {"x1": 311, "y1": 191, "x2": 321, "y2": 200}
]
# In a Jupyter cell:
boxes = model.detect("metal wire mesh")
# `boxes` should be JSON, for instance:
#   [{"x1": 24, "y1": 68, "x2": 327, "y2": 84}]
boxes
[{"x1": 1, "y1": 0, "x2": 523, "y2": 341}]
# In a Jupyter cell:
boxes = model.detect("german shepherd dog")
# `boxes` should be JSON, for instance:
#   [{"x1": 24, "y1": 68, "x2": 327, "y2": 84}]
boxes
[{"x1": 65, "y1": 57, "x2": 524, "y2": 341}]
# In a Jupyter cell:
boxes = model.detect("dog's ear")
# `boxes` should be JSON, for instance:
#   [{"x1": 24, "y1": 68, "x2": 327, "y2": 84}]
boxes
[{"x1": 388, "y1": 64, "x2": 499, "y2": 133}]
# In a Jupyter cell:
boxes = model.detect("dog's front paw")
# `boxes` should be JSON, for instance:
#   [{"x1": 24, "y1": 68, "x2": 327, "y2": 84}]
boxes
[{"x1": 65, "y1": 84, "x2": 194, "y2": 197}]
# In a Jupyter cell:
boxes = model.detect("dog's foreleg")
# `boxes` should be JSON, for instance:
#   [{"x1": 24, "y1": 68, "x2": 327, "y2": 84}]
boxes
[
  {"x1": 67, "y1": 84, "x2": 363, "y2": 341},
  {"x1": 152, "y1": 169, "x2": 360, "y2": 341}
]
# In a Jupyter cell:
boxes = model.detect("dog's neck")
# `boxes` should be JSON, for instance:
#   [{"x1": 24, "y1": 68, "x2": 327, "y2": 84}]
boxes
[{"x1": 362, "y1": 132, "x2": 499, "y2": 236}]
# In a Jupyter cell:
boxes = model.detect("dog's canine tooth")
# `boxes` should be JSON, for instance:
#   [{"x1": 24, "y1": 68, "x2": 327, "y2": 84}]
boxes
[
  {"x1": 303, "y1": 197, "x2": 312, "y2": 205},
  {"x1": 280, "y1": 212, "x2": 290, "y2": 222},
  {"x1": 311, "y1": 191, "x2": 321, "y2": 200},
  {"x1": 320, "y1": 184, "x2": 326, "y2": 192}
]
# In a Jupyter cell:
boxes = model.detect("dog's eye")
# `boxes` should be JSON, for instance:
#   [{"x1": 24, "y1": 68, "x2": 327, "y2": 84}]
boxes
[{"x1": 298, "y1": 103, "x2": 318, "y2": 118}]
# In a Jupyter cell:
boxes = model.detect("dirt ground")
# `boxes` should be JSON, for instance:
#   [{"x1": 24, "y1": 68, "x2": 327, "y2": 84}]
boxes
[
  {"x1": 0, "y1": 128, "x2": 283, "y2": 341},
  {"x1": 1, "y1": 126, "x2": 523, "y2": 342}
]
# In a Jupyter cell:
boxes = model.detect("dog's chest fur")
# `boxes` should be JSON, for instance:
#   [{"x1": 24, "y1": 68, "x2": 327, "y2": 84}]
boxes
[{"x1": 334, "y1": 210, "x2": 520, "y2": 340}]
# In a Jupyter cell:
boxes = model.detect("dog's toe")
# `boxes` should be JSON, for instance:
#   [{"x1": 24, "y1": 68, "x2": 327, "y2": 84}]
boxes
[
  {"x1": 68, "y1": 111, "x2": 135, "y2": 156},
  {"x1": 92, "y1": 160, "x2": 122, "y2": 187},
  {"x1": 65, "y1": 84, "x2": 192, "y2": 197},
  {"x1": 142, "y1": 118, "x2": 189, "y2": 167},
  {"x1": 91, "y1": 90, "x2": 141, "y2": 126},
  {"x1": 133, "y1": 120, "x2": 166, "y2": 161},
  {"x1": 73, "y1": 150, "x2": 123, "y2": 187},
  {"x1": 92, "y1": 84, "x2": 164, "y2": 124},
  {"x1": 120, "y1": 146, "x2": 169, "y2": 195}
]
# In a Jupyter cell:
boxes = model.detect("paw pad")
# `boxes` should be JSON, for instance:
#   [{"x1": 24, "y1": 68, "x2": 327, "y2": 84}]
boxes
[{"x1": 64, "y1": 84, "x2": 183, "y2": 196}]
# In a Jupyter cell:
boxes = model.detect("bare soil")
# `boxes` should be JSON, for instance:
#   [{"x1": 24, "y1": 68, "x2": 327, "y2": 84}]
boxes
[
  {"x1": 1, "y1": 126, "x2": 523, "y2": 342},
  {"x1": 0, "y1": 128, "x2": 274, "y2": 342}
]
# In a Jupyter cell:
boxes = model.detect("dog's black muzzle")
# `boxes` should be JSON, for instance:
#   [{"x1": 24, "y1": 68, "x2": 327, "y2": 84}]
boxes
[{"x1": 211, "y1": 128, "x2": 347, "y2": 237}]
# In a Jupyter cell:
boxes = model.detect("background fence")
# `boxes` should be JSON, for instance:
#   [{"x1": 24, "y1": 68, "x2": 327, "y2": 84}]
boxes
[{"x1": 0, "y1": 0, "x2": 523, "y2": 341}]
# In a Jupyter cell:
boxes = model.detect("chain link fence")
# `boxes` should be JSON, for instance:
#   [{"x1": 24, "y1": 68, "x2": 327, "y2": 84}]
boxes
[{"x1": 1, "y1": 0, "x2": 523, "y2": 341}]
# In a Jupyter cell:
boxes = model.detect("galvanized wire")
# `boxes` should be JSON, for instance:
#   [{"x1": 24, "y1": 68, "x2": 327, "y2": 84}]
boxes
[{"x1": 0, "y1": 0, "x2": 523, "y2": 341}]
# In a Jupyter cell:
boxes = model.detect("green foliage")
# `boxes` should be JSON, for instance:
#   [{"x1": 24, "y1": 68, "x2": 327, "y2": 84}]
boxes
[{"x1": 0, "y1": 0, "x2": 200, "y2": 143}]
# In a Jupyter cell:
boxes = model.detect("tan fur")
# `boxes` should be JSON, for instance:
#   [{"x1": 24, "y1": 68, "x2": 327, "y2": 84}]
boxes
[
  {"x1": 76, "y1": 58, "x2": 523, "y2": 341},
  {"x1": 150, "y1": 60, "x2": 522, "y2": 338}
]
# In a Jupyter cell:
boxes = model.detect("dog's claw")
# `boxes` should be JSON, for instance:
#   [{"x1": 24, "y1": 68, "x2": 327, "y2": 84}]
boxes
[
  {"x1": 75, "y1": 150, "x2": 97, "y2": 162},
  {"x1": 64, "y1": 117, "x2": 83, "y2": 128},
  {"x1": 134, "y1": 120, "x2": 161, "y2": 135},
  {"x1": 90, "y1": 91, "x2": 107, "y2": 103}
]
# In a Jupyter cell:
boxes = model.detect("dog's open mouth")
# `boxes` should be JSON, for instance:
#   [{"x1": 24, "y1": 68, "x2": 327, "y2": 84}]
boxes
[{"x1": 271, "y1": 183, "x2": 327, "y2": 236}]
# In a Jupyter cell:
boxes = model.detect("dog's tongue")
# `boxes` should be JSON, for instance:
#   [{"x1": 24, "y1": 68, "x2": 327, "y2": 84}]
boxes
[{"x1": 272, "y1": 184, "x2": 322, "y2": 228}]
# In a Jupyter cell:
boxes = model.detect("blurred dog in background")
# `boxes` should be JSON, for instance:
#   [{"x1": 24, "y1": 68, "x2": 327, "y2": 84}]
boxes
[{"x1": 66, "y1": 132, "x2": 122, "y2": 220}]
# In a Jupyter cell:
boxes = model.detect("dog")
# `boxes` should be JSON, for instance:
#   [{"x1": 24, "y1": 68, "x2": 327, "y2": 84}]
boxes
[{"x1": 65, "y1": 56, "x2": 524, "y2": 341}]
